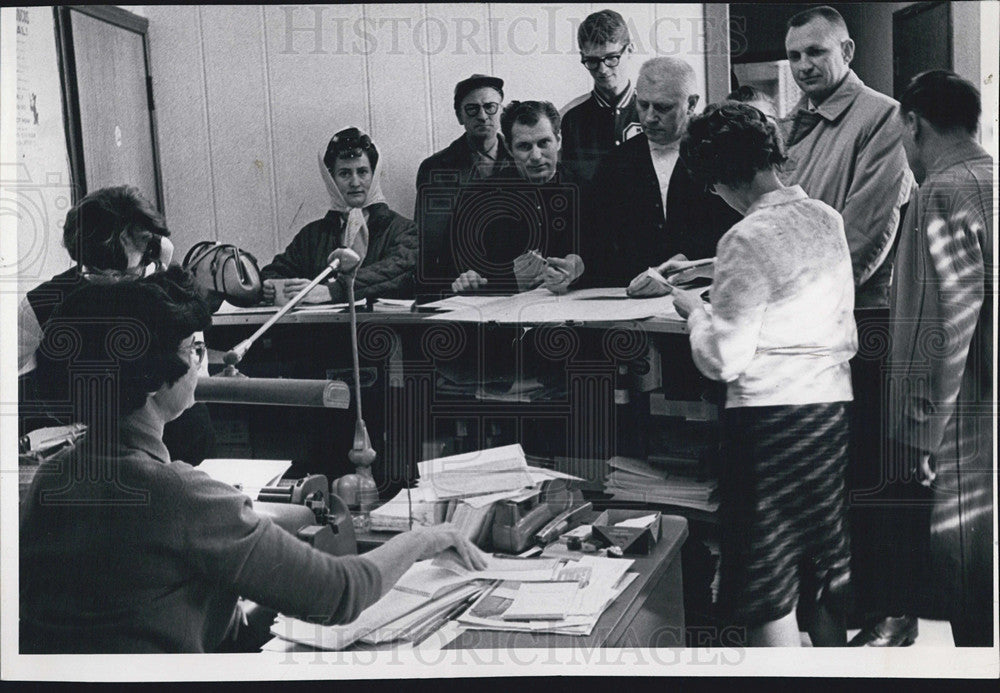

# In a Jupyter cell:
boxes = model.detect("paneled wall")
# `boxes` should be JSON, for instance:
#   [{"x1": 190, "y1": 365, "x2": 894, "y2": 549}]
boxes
[{"x1": 145, "y1": 4, "x2": 710, "y2": 266}]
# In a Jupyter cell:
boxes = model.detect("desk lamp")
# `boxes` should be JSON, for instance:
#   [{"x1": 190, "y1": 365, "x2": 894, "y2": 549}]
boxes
[
  {"x1": 208, "y1": 248, "x2": 379, "y2": 523},
  {"x1": 330, "y1": 263, "x2": 380, "y2": 524}
]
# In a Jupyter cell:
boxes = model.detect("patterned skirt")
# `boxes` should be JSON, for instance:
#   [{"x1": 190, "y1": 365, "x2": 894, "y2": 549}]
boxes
[{"x1": 717, "y1": 402, "x2": 852, "y2": 627}]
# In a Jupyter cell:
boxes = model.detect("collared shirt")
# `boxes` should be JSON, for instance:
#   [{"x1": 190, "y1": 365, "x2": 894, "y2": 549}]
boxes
[
  {"x1": 469, "y1": 136, "x2": 501, "y2": 179},
  {"x1": 647, "y1": 140, "x2": 681, "y2": 216},
  {"x1": 686, "y1": 185, "x2": 857, "y2": 408},
  {"x1": 778, "y1": 69, "x2": 915, "y2": 307}
]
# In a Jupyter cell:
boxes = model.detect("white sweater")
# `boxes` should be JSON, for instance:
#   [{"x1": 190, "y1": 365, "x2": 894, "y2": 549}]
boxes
[{"x1": 686, "y1": 185, "x2": 857, "y2": 408}]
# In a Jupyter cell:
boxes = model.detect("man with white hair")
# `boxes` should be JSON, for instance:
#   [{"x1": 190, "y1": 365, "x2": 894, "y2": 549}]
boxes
[{"x1": 580, "y1": 56, "x2": 739, "y2": 288}]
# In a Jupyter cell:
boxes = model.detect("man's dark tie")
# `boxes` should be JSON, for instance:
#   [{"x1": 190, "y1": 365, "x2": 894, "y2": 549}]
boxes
[{"x1": 785, "y1": 109, "x2": 824, "y2": 147}]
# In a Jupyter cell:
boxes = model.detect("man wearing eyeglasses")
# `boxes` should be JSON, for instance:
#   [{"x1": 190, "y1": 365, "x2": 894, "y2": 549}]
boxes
[
  {"x1": 559, "y1": 10, "x2": 643, "y2": 184},
  {"x1": 414, "y1": 74, "x2": 514, "y2": 297}
]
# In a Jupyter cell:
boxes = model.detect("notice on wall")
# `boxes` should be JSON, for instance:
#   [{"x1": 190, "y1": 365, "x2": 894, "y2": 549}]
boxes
[{"x1": 0, "y1": 6, "x2": 74, "y2": 296}]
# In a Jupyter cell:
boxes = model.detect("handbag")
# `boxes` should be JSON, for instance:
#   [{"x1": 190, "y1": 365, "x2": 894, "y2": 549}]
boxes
[{"x1": 182, "y1": 241, "x2": 263, "y2": 309}]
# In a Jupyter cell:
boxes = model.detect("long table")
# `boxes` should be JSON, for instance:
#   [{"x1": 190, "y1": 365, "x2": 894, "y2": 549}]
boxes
[{"x1": 209, "y1": 289, "x2": 690, "y2": 334}]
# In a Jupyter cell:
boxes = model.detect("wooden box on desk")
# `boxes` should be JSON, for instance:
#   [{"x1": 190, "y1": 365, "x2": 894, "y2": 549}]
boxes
[{"x1": 592, "y1": 510, "x2": 662, "y2": 555}]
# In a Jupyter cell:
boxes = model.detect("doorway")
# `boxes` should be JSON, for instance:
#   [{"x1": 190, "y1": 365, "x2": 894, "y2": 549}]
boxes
[
  {"x1": 54, "y1": 6, "x2": 163, "y2": 209},
  {"x1": 893, "y1": 2, "x2": 952, "y2": 99}
]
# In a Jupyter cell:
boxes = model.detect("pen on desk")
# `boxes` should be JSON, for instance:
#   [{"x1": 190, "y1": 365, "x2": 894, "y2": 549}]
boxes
[{"x1": 656, "y1": 257, "x2": 714, "y2": 279}]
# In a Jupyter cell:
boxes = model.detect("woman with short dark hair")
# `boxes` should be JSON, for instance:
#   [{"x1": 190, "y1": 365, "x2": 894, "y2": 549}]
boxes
[
  {"x1": 18, "y1": 185, "x2": 215, "y2": 465},
  {"x1": 20, "y1": 268, "x2": 485, "y2": 653},
  {"x1": 672, "y1": 102, "x2": 858, "y2": 646}
]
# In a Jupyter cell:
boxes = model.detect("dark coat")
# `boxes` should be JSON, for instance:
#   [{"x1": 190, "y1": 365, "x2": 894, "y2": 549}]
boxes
[
  {"x1": 413, "y1": 134, "x2": 514, "y2": 295},
  {"x1": 438, "y1": 166, "x2": 584, "y2": 294},
  {"x1": 261, "y1": 203, "x2": 417, "y2": 300},
  {"x1": 25, "y1": 267, "x2": 87, "y2": 330},
  {"x1": 580, "y1": 133, "x2": 741, "y2": 288}
]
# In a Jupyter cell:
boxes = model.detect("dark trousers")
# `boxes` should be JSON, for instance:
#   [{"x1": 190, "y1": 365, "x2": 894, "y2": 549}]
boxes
[{"x1": 847, "y1": 309, "x2": 934, "y2": 622}]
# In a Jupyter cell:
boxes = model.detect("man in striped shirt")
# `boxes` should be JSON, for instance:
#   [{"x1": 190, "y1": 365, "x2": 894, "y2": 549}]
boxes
[{"x1": 857, "y1": 70, "x2": 994, "y2": 648}]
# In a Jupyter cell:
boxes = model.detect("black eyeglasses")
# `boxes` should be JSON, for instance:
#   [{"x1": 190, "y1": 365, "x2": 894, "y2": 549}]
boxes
[
  {"x1": 580, "y1": 45, "x2": 629, "y2": 70},
  {"x1": 463, "y1": 102, "x2": 500, "y2": 117},
  {"x1": 80, "y1": 267, "x2": 145, "y2": 284}
]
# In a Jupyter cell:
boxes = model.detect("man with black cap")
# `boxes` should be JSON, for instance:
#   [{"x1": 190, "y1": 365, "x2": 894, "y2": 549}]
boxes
[{"x1": 414, "y1": 74, "x2": 513, "y2": 296}]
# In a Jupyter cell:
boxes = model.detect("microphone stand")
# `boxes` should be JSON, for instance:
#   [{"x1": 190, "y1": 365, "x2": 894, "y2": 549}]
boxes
[
  {"x1": 221, "y1": 256, "x2": 342, "y2": 376},
  {"x1": 211, "y1": 248, "x2": 379, "y2": 525},
  {"x1": 332, "y1": 270, "x2": 380, "y2": 527}
]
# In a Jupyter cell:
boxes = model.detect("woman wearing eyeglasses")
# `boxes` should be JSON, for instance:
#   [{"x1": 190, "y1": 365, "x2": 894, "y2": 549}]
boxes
[
  {"x1": 17, "y1": 185, "x2": 215, "y2": 466},
  {"x1": 20, "y1": 267, "x2": 486, "y2": 653},
  {"x1": 671, "y1": 103, "x2": 858, "y2": 647},
  {"x1": 260, "y1": 126, "x2": 418, "y2": 305}
]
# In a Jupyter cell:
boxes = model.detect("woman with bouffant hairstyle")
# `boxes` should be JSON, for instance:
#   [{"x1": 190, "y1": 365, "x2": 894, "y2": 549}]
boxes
[{"x1": 672, "y1": 102, "x2": 858, "y2": 646}]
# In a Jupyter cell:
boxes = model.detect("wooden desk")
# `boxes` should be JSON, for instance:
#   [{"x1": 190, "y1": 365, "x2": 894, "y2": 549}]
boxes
[{"x1": 268, "y1": 515, "x2": 688, "y2": 652}]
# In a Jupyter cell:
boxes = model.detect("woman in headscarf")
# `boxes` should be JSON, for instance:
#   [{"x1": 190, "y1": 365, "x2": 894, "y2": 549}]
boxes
[
  {"x1": 260, "y1": 127, "x2": 418, "y2": 303},
  {"x1": 20, "y1": 267, "x2": 485, "y2": 653}
]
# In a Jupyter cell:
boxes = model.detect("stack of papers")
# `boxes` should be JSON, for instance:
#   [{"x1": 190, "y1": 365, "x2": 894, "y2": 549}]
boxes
[
  {"x1": 456, "y1": 555, "x2": 637, "y2": 636},
  {"x1": 366, "y1": 445, "x2": 585, "y2": 546},
  {"x1": 417, "y1": 444, "x2": 535, "y2": 501},
  {"x1": 604, "y1": 456, "x2": 718, "y2": 512},
  {"x1": 269, "y1": 559, "x2": 490, "y2": 651},
  {"x1": 369, "y1": 486, "x2": 450, "y2": 532},
  {"x1": 268, "y1": 554, "x2": 640, "y2": 650}
]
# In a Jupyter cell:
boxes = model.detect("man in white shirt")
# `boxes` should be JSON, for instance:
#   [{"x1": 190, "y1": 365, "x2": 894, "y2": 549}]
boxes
[{"x1": 581, "y1": 57, "x2": 739, "y2": 288}]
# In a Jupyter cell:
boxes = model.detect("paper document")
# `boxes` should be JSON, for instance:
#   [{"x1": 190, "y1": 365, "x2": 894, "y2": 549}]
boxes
[
  {"x1": 270, "y1": 588, "x2": 428, "y2": 651},
  {"x1": 432, "y1": 551, "x2": 563, "y2": 582},
  {"x1": 369, "y1": 487, "x2": 447, "y2": 531},
  {"x1": 360, "y1": 583, "x2": 484, "y2": 645},
  {"x1": 417, "y1": 444, "x2": 534, "y2": 500},
  {"x1": 215, "y1": 301, "x2": 278, "y2": 314},
  {"x1": 615, "y1": 514, "x2": 659, "y2": 529},
  {"x1": 373, "y1": 298, "x2": 414, "y2": 311},
  {"x1": 196, "y1": 458, "x2": 291, "y2": 500},
  {"x1": 502, "y1": 581, "x2": 580, "y2": 620},
  {"x1": 291, "y1": 302, "x2": 349, "y2": 311},
  {"x1": 419, "y1": 294, "x2": 513, "y2": 311},
  {"x1": 393, "y1": 561, "x2": 479, "y2": 600},
  {"x1": 425, "y1": 287, "x2": 683, "y2": 325}
]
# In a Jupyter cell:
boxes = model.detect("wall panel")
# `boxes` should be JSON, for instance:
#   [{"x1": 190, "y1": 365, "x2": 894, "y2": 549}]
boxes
[
  {"x1": 423, "y1": 3, "x2": 492, "y2": 160},
  {"x1": 200, "y1": 6, "x2": 276, "y2": 262},
  {"x1": 264, "y1": 4, "x2": 368, "y2": 257},
  {"x1": 365, "y1": 3, "x2": 433, "y2": 216},
  {"x1": 140, "y1": 6, "x2": 215, "y2": 255},
  {"x1": 146, "y1": 4, "x2": 711, "y2": 270}
]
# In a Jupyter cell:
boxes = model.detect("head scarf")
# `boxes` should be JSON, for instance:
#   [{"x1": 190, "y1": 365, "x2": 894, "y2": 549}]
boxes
[{"x1": 318, "y1": 136, "x2": 388, "y2": 264}]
